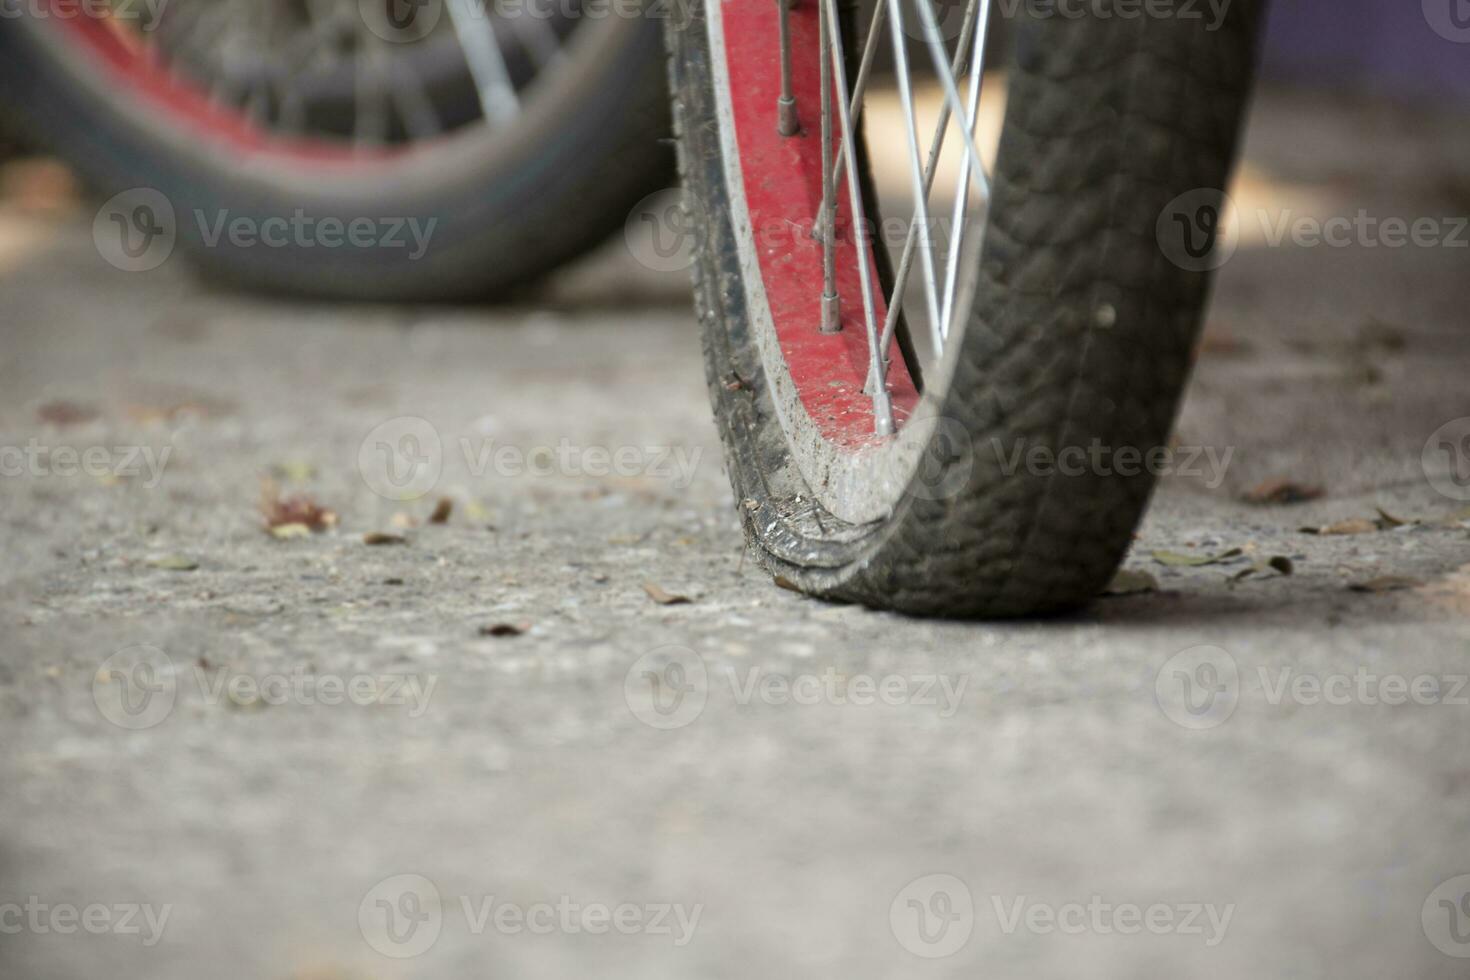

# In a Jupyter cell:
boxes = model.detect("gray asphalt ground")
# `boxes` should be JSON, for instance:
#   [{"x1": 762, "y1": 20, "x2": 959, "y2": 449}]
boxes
[{"x1": 3, "y1": 87, "x2": 1470, "y2": 980}]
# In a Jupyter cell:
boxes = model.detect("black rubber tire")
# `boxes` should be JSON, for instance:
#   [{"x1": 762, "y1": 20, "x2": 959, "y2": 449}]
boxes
[
  {"x1": 670, "y1": 0, "x2": 1265, "y2": 617},
  {"x1": 0, "y1": 9, "x2": 671, "y2": 301}
]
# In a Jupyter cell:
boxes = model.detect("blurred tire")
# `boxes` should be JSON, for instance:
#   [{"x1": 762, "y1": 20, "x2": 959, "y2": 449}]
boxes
[{"x1": 0, "y1": 6, "x2": 671, "y2": 301}]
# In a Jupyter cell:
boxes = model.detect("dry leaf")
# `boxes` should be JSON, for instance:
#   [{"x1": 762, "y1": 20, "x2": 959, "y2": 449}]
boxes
[
  {"x1": 1357, "y1": 318, "x2": 1407, "y2": 353},
  {"x1": 1344, "y1": 362, "x2": 1385, "y2": 387},
  {"x1": 1374, "y1": 507, "x2": 1409, "y2": 529},
  {"x1": 1307, "y1": 513, "x2": 1407, "y2": 535},
  {"x1": 1151, "y1": 547, "x2": 1243, "y2": 567},
  {"x1": 1196, "y1": 328, "x2": 1252, "y2": 357},
  {"x1": 643, "y1": 582, "x2": 692, "y2": 605},
  {"x1": 1230, "y1": 556, "x2": 1294, "y2": 582},
  {"x1": 363, "y1": 532, "x2": 407, "y2": 546},
  {"x1": 429, "y1": 498, "x2": 453, "y2": 525},
  {"x1": 1349, "y1": 576, "x2": 1422, "y2": 593},
  {"x1": 1243, "y1": 479, "x2": 1324, "y2": 506},
  {"x1": 37, "y1": 401, "x2": 99, "y2": 427},
  {"x1": 478, "y1": 622, "x2": 530, "y2": 637},
  {"x1": 773, "y1": 575, "x2": 802, "y2": 593},
  {"x1": 1416, "y1": 564, "x2": 1470, "y2": 614},
  {"x1": 1319, "y1": 519, "x2": 1377, "y2": 536},
  {"x1": 1103, "y1": 569, "x2": 1158, "y2": 596},
  {"x1": 260, "y1": 479, "x2": 337, "y2": 533},
  {"x1": 123, "y1": 391, "x2": 235, "y2": 424},
  {"x1": 147, "y1": 555, "x2": 198, "y2": 571}
]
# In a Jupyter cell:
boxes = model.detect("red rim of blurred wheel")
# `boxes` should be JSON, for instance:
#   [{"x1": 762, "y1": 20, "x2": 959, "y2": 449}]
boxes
[{"x1": 44, "y1": 3, "x2": 424, "y2": 166}]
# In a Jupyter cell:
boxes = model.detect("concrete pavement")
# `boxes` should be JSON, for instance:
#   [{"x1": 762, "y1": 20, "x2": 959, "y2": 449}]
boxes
[{"x1": 1, "y1": 87, "x2": 1469, "y2": 979}]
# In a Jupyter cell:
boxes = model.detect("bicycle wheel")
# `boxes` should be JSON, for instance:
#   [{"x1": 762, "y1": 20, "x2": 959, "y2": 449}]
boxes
[
  {"x1": 669, "y1": 0, "x2": 1263, "y2": 616},
  {"x1": 0, "y1": 0, "x2": 671, "y2": 300}
]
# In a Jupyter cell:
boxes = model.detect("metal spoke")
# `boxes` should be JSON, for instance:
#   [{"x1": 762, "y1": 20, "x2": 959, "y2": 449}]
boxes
[
  {"x1": 821, "y1": 0, "x2": 893, "y2": 435},
  {"x1": 874, "y1": 0, "x2": 982, "y2": 372},
  {"x1": 204, "y1": 3, "x2": 253, "y2": 106},
  {"x1": 148, "y1": 2, "x2": 221, "y2": 63},
  {"x1": 885, "y1": 0, "x2": 943, "y2": 353},
  {"x1": 911, "y1": 0, "x2": 992, "y2": 201},
  {"x1": 169, "y1": 3, "x2": 238, "y2": 72},
  {"x1": 285, "y1": 1, "x2": 358, "y2": 69},
  {"x1": 939, "y1": 0, "x2": 993, "y2": 339},
  {"x1": 777, "y1": 0, "x2": 798, "y2": 135},
  {"x1": 445, "y1": 0, "x2": 520, "y2": 126},
  {"x1": 243, "y1": 81, "x2": 272, "y2": 127},
  {"x1": 274, "y1": 85, "x2": 309, "y2": 136},
  {"x1": 353, "y1": 43, "x2": 391, "y2": 147},
  {"x1": 389, "y1": 58, "x2": 447, "y2": 142},
  {"x1": 127, "y1": 0, "x2": 576, "y2": 150},
  {"x1": 819, "y1": 0, "x2": 839, "y2": 333},
  {"x1": 509, "y1": 14, "x2": 565, "y2": 71},
  {"x1": 812, "y1": 0, "x2": 886, "y2": 239},
  {"x1": 275, "y1": 3, "x2": 358, "y2": 134}
]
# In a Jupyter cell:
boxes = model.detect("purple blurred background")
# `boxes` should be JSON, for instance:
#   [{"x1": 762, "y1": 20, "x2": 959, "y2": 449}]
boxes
[{"x1": 1262, "y1": 0, "x2": 1470, "y2": 97}]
